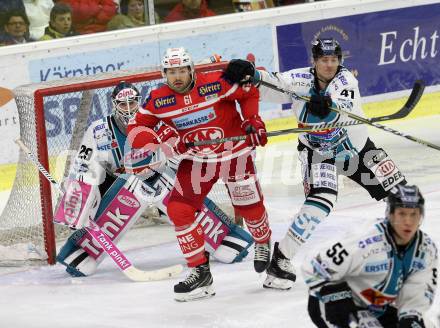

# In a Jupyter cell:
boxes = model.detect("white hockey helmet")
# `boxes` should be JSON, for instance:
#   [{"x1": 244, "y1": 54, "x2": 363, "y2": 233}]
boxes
[{"x1": 161, "y1": 47, "x2": 195, "y2": 87}]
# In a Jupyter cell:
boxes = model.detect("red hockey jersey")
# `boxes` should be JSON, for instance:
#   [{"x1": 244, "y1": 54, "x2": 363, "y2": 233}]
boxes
[{"x1": 128, "y1": 70, "x2": 260, "y2": 162}]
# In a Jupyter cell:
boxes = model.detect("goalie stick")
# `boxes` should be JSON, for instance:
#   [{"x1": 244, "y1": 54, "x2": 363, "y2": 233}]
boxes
[{"x1": 15, "y1": 138, "x2": 183, "y2": 282}]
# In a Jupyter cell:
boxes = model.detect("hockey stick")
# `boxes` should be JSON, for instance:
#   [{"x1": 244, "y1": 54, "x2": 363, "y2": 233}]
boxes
[
  {"x1": 258, "y1": 79, "x2": 440, "y2": 151},
  {"x1": 15, "y1": 138, "x2": 183, "y2": 282},
  {"x1": 258, "y1": 79, "x2": 425, "y2": 136},
  {"x1": 185, "y1": 80, "x2": 424, "y2": 147}
]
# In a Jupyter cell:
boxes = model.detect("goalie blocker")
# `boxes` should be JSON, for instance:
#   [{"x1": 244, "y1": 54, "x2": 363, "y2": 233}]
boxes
[{"x1": 56, "y1": 161, "x2": 253, "y2": 277}]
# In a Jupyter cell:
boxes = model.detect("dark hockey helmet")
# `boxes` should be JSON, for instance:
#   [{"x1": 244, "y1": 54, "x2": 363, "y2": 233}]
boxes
[
  {"x1": 111, "y1": 81, "x2": 141, "y2": 123},
  {"x1": 311, "y1": 38, "x2": 343, "y2": 62},
  {"x1": 386, "y1": 184, "x2": 425, "y2": 216}
]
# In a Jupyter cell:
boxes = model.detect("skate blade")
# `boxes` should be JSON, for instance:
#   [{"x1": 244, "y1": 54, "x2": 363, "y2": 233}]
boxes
[
  {"x1": 263, "y1": 274, "x2": 293, "y2": 290},
  {"x1": 174, "y1": 285, "x2": 216, "y2": 302}
]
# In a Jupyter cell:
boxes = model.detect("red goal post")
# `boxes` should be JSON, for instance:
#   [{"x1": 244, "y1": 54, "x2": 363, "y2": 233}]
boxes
[{"x1": 0, "y1": 62, "x2": 229, "y2": 265}]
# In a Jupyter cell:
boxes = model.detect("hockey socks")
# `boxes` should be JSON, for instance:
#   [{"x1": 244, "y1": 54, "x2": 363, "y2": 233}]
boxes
[
  {"x1": 175, "y1": 220, "x2": 206, "y2": 267},
  {"x1": 241, "y1": 209, "x2": 272, "y2": 272},
  {"x1": 265, "y1": 196, "x2": 334, "y2": 289},
  {"x1": 279, "y1": 196, "x2": 334, "y2": 259}
]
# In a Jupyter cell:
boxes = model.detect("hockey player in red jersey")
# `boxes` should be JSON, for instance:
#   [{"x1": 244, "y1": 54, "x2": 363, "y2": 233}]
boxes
[{"x1": 127, "y1": 47, "x2": 272, "y2": 301}]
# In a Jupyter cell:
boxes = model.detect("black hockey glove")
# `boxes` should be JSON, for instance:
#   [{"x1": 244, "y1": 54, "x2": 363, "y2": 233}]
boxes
[
  {"x1": 306, "y1": 94, "x2": 332, "y2": 119},
  {"x1": 222, "y1": 59, "x2": 255, "y2": 85},
  {"x1": 319, "y1": 282, "x2": 358, "y2": 328},
  {"x1": 399, "y1": 316, "x2": 425, "y2": 328}
]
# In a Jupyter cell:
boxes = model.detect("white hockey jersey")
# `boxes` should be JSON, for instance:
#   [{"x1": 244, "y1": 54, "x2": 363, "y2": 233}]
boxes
[
  {"x1": 69, "y1": 114, "x2": 165, "y2": 186},
  {"x1": 302, "y1": 221, "x2": 438, "y2": 319},
  {"x1": 258, "y1": 67, "x2": 369, "y2": 160}
]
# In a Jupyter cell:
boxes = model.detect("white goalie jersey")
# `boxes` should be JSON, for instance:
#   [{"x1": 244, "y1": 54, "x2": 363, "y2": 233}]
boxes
[
  {"x1": 301, "y1": 220, "x2": 438, "y2": 320},
  {"x1": 68, "y1": 114, "x2": 166, "y2": 186},
  {"x1": 257, "y1": 67, "x2": 369, "y2": 159}
]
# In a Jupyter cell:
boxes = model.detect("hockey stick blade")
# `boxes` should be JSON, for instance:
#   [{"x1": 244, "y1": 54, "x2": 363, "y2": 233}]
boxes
[
  {"x1": 15, "y1": 138, "x2": 183, "y2": 282},
  {"x1": 370, "y1": 79, "x2": 425, "y2": 122},
  {"x1": 86, "y1": 221, "x2": 183, "y2": 282},
  {"x1": 258, "y1": 80, "x2": 440, "y2": 151},
  {"x1": 258, "y1": 79, "x2": 424, "y2": 123}
]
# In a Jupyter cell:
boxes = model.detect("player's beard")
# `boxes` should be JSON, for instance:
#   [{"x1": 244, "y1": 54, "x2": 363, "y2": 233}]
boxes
[{"x1": 168, "y1": 77, "x2": 194, "y2": 94}]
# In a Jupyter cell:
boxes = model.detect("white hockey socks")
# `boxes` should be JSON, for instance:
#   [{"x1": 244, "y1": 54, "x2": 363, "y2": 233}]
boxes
[{"x1": 279, "y1": 193, "x2": 336, "y2": 259}]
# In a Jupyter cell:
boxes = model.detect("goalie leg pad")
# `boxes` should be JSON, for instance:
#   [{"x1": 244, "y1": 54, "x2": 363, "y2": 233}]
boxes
[
  {"x1": 56, "y1": 228, "x2": 98, "y2": 277},
  {"x1": 54, "y1": 179, "x2": 101, "y2": 229},
  {"x1": 75, "y1": 175, "x2": 147, "y2": 260},
  {"x1": 63, "y1": 249, "x2": 98, "y2": 277},
  {"x1": 213, "y1": 225, "x2": 254, "y2": 263},
  {"x1": 56, "y1": 228, "x2": 86, "y2": 265},
  {"x1": 57, "y1": 175, "x2": 149, "y2": 277}
]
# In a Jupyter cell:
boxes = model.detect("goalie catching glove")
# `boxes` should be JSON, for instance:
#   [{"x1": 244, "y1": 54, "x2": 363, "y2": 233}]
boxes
[{"x1": 241, "y1": 115, "x2": 267, "y2": 147}]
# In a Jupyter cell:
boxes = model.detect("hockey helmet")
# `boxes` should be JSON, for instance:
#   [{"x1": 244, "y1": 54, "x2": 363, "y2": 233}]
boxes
[
  {"x1": 386, "y1": 184, "x2": 425, "y2": 216},
  {"x1": 311, "y1": 38, "x2": 343, "y2": 62},
  {"x1": 111, "y1": 81, "x2": 141, "y2": 124},
  {"x1": 161, "y1": 47, "x2": 194, "y2": 78}
]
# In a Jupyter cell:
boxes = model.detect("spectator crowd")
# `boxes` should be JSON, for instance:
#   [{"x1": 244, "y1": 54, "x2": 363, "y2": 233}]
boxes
[{"x1": 0, "y1": 0, "x2": 328, "y2": 47}]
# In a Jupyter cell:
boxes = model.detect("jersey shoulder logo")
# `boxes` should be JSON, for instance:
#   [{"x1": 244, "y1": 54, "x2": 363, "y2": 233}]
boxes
[
  {"x1": 198, "y1": 82, "x2": 222, "y2": 97},
  {"x1": 154, "y1": 95, "x2": 176, "y2": 109}
]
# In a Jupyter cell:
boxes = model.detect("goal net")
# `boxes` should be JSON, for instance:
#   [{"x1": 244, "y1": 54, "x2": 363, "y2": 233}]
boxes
[{"x1": 0, "y1": 62, "x2": 235, "y2": 266}]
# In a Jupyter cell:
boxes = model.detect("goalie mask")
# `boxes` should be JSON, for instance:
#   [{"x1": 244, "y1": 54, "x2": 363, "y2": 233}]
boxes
[
  {"x1": 161, "y1": 47, "x2": 195, "y2": 93},
  {"x1": 111, "y1": 81, "x2": 141, "y2": 124}
]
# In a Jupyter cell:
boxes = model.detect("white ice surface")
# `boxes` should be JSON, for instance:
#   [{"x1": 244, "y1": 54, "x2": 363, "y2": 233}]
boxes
[{"x1": 0, "y1": 116, "x2": 439, "y2": 328}]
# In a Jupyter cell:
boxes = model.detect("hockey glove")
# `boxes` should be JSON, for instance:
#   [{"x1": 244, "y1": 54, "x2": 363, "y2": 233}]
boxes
[
  {"x1": 241, "y1": 115, "x2": 267, "y2": 147},
  {"x1": 223, "y1": 59, "x2": 255, "y2": 85},
  {"x1": 156, "y1": 125, "x2": 188, "y2": 156},
  {"x1": 156, "y1": 124, "x2": 178, "y2": 143},
  {"x1": 399, "y1": 316, "x2": 425, "y2": 328},
  {"x1": 306, "y1": 94, "x2": 333, "y2": 119},
  {"x1": 319, "y1": 282, "x2": 358, "y2": 328}
]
